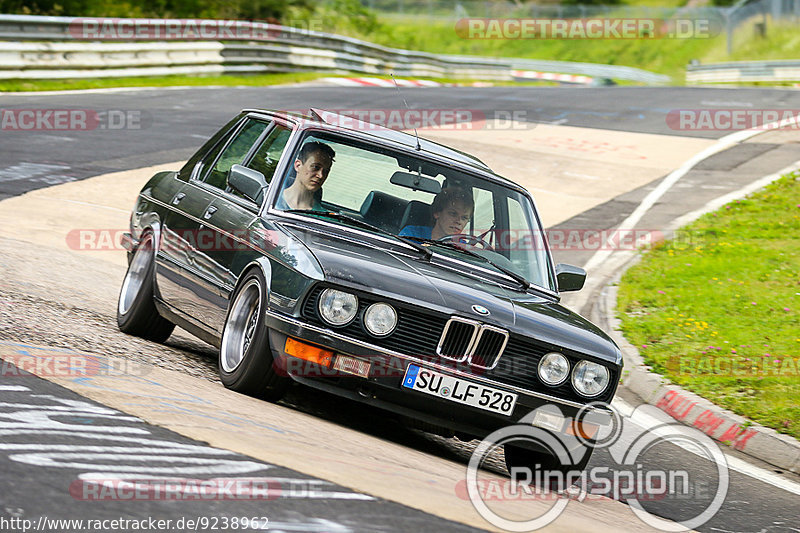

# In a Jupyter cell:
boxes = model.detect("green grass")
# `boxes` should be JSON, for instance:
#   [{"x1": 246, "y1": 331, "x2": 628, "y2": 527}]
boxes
[
  {"x1": 703, "y1": 18, "x2": 800, "y2": 63},
  {"x1": 362, "y1": 18, "x2": 719, "y2": 82},
  {"x1": 0, "y1": 71, "x2": 330, "y2": 92},
  {"x1": 0, "y1": 71, "x2": 563, "y2": 92},
  {"x1": 617, "y1": 170, "x2": 800, "y2": 439}
]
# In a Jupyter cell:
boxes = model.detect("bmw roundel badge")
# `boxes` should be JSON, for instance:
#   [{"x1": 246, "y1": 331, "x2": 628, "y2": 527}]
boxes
[{"x1": 472, "y1": 304, "x2": 490, "y2": 316}]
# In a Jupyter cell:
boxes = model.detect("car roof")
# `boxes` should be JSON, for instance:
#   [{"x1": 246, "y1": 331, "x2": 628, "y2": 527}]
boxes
[{"x1": 242, "y1": 107, "x2": 524, "y2": 192}]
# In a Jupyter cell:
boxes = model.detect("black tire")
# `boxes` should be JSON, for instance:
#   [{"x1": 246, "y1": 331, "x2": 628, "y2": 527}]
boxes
[
  {"x1": 117, "y1": 232, "x2": 175, "y2": 343},
  {"x1": 504, "y1": 443, "x2": 593, "y2": 487},
  {"x1": 218, "y1": 268, "x2": 288, "y2": 401}
]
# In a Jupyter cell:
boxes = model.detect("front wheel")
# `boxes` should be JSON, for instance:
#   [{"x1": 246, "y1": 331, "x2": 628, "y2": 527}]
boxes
[
  {"x1": 117, "y1": 233, "x2": 175, "y2": 343},
  {"x1": 219, "y1": 269, "x2": 288, "y2": 401}
]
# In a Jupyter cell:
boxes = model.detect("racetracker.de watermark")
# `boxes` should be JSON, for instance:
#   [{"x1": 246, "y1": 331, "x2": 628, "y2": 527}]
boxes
[
  {"x1": 1, "y1": 109, "x2": 148, "y2": 131},
  {"x1": 672, "y1": 355, "x2": 800, "y2": 377},
  {"x1": 455, "y1": 17, "x2": 719, "y2": 39},
  {"x1": 0, "y1": 352, "x2": 150, "y2": 378},
  {"x1": 69, "y1": 477, "x2": 324, "y2": 501},
  {"x1": 666, "y1": 109, "x2": 800, "y2": 131},
  {"x1": 282, "y1": 109, "x2": 535, "y2": 130},
  {"x1": 66, "y1": 18, "x2": 324, "y2": 41},
  {"x1": 67, "y1": 228, "x2": 667, "y2": 252}
]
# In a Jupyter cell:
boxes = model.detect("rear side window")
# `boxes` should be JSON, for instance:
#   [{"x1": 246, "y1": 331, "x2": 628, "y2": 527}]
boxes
[
  {"x1": 202, "y1": 119, "x2": 269, "y2": 189},
  {"x1": 246, "y1": 125, "x2": 292, "y2": 184}
]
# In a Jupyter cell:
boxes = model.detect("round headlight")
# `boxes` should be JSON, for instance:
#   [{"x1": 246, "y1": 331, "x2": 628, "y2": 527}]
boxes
[
  {"x1": 363, "y1": 302, "x2": 397, "y2": 337},
  {"x1": 571, "y1": 360, "x2": 610, "y2": 397},
  {"x1": 318, "y1": 288, "x2": 358, "y2": 326},
  {"x1": 538, "y1": 352, "x2": 570, "y2": 385}
]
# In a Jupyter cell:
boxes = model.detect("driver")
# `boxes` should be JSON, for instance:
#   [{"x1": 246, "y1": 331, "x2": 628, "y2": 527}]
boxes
[
  {"x1": 399, "y1": 187, "x2": 474, "y2": 240},
  {"x1": 276, "y1": 141, "x2": 336, "y2": 211}
]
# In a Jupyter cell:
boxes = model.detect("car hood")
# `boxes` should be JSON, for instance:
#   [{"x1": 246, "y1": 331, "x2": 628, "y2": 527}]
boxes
[{"x1": 282, "y1": 222, "x2": 620, "y2": 364}]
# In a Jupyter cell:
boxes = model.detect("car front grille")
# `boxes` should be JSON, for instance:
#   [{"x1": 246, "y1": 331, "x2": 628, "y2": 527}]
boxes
[
  {"x1": 435, "y1": 318, "x2": 508, "y2": 370},
  {"x1": 469, "y1": 327, "x2": 509, "y2": 369},
  {"x1": 436, "y1": 318, "x2": 477, "y2": 362},
  {"x1": 300, "y1": 285, "x2": 617, "y2": 403}
]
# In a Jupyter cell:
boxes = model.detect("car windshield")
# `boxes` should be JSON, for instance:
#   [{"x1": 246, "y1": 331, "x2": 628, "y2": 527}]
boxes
[{"x1": 273, "y1": 131, "x2": 555, "y2": 292}]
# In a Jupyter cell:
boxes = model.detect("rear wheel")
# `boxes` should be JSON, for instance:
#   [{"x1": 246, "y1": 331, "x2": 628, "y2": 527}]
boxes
[
  {"x1": 117, "y1": 233, "x2": 175, "y2": 342},
  {"x1": 219, "y1": 269, "x2": 288, "y2": 401}
]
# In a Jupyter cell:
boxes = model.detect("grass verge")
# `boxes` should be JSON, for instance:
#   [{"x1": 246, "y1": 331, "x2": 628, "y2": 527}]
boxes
[
  {"x1": 0, "y1": 71, "x2": 330, "y2": 92},
  {"x1": 370, "y1": 17, "x2": 718, "y2": 82},
  {"x1": 617, "y1": 169, "x2": 800, "y2": 439},
  {"x1": 0, "y1": 72, "x2": 563, "y2": 93}
]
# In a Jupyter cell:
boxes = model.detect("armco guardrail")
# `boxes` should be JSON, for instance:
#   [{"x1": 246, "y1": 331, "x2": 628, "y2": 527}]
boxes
[
  {"x1": 0, "y1": 14, "x2": 669, "y2": 84},
  {"x1": 687, "y1": 59, "x2": 800, "y2": 84}
]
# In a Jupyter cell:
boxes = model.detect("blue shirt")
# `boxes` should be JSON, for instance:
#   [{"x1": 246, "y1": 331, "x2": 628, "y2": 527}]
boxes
[{"x1": 398, "y1": 225, "x2": 432, "y2": 239}]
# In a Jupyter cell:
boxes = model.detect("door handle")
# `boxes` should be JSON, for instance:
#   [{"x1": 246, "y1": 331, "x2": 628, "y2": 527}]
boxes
[
  {"x1": 172, "y1": 192, "x2": 186, "y2": 205},
  {"x1": 203, "y1": 205, "x2": 218, "y2": 219}
]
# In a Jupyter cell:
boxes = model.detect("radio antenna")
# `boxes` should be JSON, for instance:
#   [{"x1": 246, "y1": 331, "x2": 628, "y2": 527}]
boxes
[{"x1": 390, "y1": 73, "x2": 421, "y2": 151}]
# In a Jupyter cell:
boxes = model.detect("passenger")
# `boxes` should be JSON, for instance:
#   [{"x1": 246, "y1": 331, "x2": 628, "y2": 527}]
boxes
[
  {"x1": 399, "y1": 187, "x2": 474, "y2": 240},
  {"x1": 276, "y1": 141, "x2": 335, "y2": 210}
]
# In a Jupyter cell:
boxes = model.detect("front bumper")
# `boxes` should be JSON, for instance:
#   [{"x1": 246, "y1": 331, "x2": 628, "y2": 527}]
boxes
[{"x1": 265, "y1": 310, "x2": 612, "y2": 447}]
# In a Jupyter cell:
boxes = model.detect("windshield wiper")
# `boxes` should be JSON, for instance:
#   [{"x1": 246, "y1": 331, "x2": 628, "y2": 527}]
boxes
[
  {"x1": 411, "y1": 238, "x2": 530, "y2": 290},
  {"x1": 284, "y1": 210, "x2": 432, "y2": 260}
]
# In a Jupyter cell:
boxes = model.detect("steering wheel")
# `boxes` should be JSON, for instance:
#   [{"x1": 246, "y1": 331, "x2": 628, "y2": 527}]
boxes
[{"x1": 438, "y1": 234, "x2": 494, "y2": 251}]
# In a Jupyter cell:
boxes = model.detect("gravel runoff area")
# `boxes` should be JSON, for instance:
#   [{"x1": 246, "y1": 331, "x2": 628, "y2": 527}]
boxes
[{"x1": 0, "y1": 234, "x2": 220, "y2": 382}]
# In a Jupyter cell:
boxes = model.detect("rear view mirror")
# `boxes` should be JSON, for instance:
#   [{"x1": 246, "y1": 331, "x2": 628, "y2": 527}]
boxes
[
  {"x1": 390, "y1": 171, "x2": 442, "y2": 194},
  {"x1": 228, "y1": 164, "x2": 268, "y2": 204},
  {"x1": 555, "y1": 263, "x2": 586, "y2": 292}
]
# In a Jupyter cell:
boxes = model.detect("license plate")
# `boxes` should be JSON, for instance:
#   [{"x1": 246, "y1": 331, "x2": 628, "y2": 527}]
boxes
[{"x1": 402, "y1": 365, "x2": 517, "y2": 416}]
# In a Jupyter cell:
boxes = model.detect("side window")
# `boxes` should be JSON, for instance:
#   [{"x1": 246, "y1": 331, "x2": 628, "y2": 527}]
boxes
[
  {"x1": 180, "y1": 113, "x2": 244, "y2": 181},
  {"x1": 202, "y1": 120, "x2": 269, "y2": 189},
  {"x1": 246, "y1": 125, "x2": 292, "y2": 184}
]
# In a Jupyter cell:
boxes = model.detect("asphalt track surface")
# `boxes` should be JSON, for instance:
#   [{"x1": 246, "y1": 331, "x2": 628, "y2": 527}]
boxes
[
  {"x1": 3, "y1": 85, "x2": 800, "y2": 200},
  {"x1": 2, "y1": 85, "x2": 800, "y2": 532},
  {"x1": 0, "y1": 358, "x2": 484, "y2": 533}
]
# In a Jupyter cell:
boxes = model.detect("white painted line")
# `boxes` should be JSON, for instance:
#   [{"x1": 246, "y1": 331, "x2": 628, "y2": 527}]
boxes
[
  {"x1": 583, "y1": 111, "x2": 800, "y2": 273},
  {"x1": 0, "y1": 386, "x2": 31, "y2": 391},
  {"x1": 612, "y1": 398, "x2": 800, "y2": 496}
]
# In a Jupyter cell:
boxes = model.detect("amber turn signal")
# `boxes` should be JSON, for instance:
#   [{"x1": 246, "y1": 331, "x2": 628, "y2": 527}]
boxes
[
  {"x1": 284, "y1": 337, "x2": 334, "y2": 368},
  {"x1": 566, "y1": 420, "x2": 599, "y2": 440}
]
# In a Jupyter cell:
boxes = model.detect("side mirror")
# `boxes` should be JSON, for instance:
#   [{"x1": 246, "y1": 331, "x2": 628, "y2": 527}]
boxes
[
  {"x1": 555, "y1": 263, "x2": 586, "y2": 292},
  {"x1": 228, "y1": 164, "x2": 268, "y2": 204}
]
